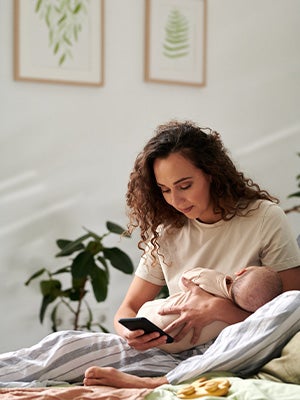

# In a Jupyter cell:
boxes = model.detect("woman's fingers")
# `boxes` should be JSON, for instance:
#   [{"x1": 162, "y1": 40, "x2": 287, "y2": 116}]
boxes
[
  {"x1": 168, "y1": 322, "x2": 202, "y2": 345},
  {"x1": 180, "y1": 276, "x2": 199, "y2": 290},
  {"x1": 127, "y1": 331, "x2": 169, "y2": 350},
  {"x1": 159, "y1": 305, "x2": 181, "y2": 315}
]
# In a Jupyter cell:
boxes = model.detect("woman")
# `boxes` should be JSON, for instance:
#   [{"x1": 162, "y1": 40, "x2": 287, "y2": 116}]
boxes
[
  {"x1": 0, "y1": 121, "x2": 299, "y2": 388},
  {"x1": 84, "y1": 120, "x2": 299, "y2": 387},
  {"x1": 115, "y1": 120, "x2": 299, "y2": 345}
]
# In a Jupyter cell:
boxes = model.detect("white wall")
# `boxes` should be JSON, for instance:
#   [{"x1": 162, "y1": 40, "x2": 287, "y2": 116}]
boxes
[{"x1": 0, "y1": 0, "x2": 299, "y2": 352}]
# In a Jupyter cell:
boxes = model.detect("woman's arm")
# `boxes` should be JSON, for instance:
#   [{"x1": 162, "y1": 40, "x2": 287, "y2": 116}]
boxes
[
  {"x1": 113, "y1": 276, "x2": 170, "y2": 350},
  {"x1": 278, "y1": 266, "x2": 300, "y2": 291},
  {"x1": 114, "y1": 276, "x2": 160, "y2": 330},
  {"x1": 160, "y1": 266, "x2": 300, "y2": 345},
  {"x1": 159, "y1": 277, "x2": 250, "y2": 346}
]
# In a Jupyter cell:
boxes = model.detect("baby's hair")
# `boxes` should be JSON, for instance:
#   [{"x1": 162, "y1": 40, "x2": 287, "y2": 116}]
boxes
[{"x1": 231, "y1": 266, "x2": 283, "y2": 312}]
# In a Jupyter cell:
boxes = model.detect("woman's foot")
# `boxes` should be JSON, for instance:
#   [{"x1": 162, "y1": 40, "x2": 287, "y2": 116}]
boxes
[{"x1": 84, "y1": 366, "x2": 168, "y2": 388}]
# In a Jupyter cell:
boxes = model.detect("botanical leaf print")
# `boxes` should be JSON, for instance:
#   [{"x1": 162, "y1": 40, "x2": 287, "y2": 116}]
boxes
[
  {"x1": 163, "y1": 8, "x2": 190, "y2": 59},
  {"x1": 34, "y1": 0, "x2": 89, "y2": 66}
]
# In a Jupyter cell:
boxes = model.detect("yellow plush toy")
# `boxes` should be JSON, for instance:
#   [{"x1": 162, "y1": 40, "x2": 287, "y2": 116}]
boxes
[{"x1": 176, "y1": 377, "x2": 231, "y2": 399}]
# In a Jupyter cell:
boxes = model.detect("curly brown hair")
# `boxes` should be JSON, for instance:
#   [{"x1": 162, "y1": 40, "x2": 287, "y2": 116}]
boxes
[{"x1": 126, "y1": 120, "x2": 278, "y2": 252}]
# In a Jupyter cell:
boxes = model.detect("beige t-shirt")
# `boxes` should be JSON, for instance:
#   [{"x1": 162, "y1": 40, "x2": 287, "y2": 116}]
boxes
[
  {"x1": 135, "y1": 200, "x2": 300, "y2": 295},
  {"x1": 137, "y1": 268, "x2": 232, "y2": 353}
]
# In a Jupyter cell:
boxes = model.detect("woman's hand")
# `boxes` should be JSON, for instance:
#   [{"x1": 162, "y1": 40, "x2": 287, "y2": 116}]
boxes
[
  {"x1": 121, "y1": 326, "x2": 170, "y2": 351},
  {"x1": 159, "y1": 277, "x2": 249, "y2": 346},
  {"x1": 114, "y1": 276, "x2": 170, "y2": 350}
]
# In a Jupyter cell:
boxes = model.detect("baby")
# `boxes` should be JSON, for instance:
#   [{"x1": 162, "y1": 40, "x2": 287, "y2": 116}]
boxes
[{"x1": 137, "y1": 266, "x2": 283, "y2": 353}]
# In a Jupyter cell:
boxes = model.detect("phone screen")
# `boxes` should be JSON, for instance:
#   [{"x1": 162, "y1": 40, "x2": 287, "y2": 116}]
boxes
[{"x1": 118, "y1": 317, "x2": 174, "y2": 343}]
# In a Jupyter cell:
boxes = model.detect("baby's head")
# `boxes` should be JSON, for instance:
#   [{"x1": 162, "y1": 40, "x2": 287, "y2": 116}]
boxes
[{"x1": 231, "y1": 266, "x2": 283, "y2": 312}]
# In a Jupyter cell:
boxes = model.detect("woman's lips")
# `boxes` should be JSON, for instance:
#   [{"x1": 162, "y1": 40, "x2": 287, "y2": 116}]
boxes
[{"x1": 179, "y1": 206, "x2": 193, "y2": 214}]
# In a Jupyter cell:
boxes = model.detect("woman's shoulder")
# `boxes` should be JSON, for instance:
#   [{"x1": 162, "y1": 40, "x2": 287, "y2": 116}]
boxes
[
  {"x1": 246, "y1": 199, "x2": 284, "y2": 218},
  {"x1": 241, "y1": 200, "x2": 292, "y2": 236},
  {"x1": 157, "y1": 220, "x2": 192, "y2": 245}
]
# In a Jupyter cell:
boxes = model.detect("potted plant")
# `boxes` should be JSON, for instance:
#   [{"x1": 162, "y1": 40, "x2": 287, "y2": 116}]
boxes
[{"x1": 25, "y1": 221, "x2": 134, "y2": 332}]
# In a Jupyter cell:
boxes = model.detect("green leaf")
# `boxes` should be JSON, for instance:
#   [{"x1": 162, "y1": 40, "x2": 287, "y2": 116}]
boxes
[
  {"x1": 86, "y1": 240, "x2": 102, "y2": 255},
  {"x1": 61, "y1": 288, "x2": 73, "y2": 298},
  {"x1": 54, "y1": 42, "x2": 60, "y2": 54},
  {"x1": 56, "y1": 239, "x2": 85, "y2": 255},
  {"x1": 288, "y1": 191, "x2": 300, "y2": 198},
  {"x1": 50, "y1": 303, "x2": 60, "y2": 331},
  {"x1": 56, "y1": 233, "x2": 89, "y2": 257},
  {"x1": 83, "y1": 227, "x2": 101, "y2": 241},
  {"x1": 39, "y1": 295, "x2": 56, "y2": 323},
  {"x1": 59, "y1": 53, "x2": 66, "y2": 66},
  {"x1": 25, "y1": 268, "x2": 46, "y2": 286},
  {"x1": 63, "y1": 35, "x2": 72, "y2": 46},
  {"x1": 71, "y1": 275, "x2": 86, "y2": 290},
  {"x1": 35, "y1": 0, "x2": 42, "y2": 12},
  {"x1": 45, "y1": 6, "x2": 51, "y2": 28},
  {"x1": 103, "y1": 247, "x2": 134, "y2": 274},
  {"x1": 40, "y1": 279, "x2": 62, "y2": 296},
  {"x1": 58, "y1": 14, "x2": 67, "y2": 25},
  {"x1": 97, "y1": 255, "x2": 109, "y2": 273},
  {"x1": 106, "y1": 221, "x2": 126, "y2": 235},
  {"x1": 89, "y1": 265, "x2": 108, "y2": 302},
  {"x1": 73, "y1": 4, "x2": 82, "y2": 14},
  {"x1": 71, "y1": 251, "x2": 94, "y2": 279},
  {"x1": 69, "y1": 286, "x2": 87, "y2": 301},
  {"x1": 51, "y1": 266, "x2": 71, "y2": 275}
]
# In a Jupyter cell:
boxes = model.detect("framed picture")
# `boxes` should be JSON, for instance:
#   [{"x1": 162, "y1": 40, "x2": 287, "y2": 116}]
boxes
[
  {"x1": 14, "y1": 0, "x2": 105, "y2": 86},
  {"x1": 144, "y1": 0, "x2": 207, "y2": 87}
]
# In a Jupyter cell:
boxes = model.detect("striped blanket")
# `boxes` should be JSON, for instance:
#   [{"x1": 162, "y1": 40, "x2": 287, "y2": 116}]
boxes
[{"x1": 0, "y1": 291, "x2": 299, "y2": 389}]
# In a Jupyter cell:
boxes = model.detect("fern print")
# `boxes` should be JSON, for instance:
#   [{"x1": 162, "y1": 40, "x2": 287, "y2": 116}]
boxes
[
  {"x1": 163, "y1": 8, "x2": 190, "y2": 59},
  {"x1": 34, "y1": 0, "x2": 89, "y2": 66}
]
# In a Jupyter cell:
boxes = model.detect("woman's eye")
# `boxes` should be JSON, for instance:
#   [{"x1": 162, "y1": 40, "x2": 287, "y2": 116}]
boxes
[
  {"x1": 160, "y1": 188, "x2": 170, "y2": 194},
  {"x1": 180, "y1": 184, "x2": 191, "y2": 190}
]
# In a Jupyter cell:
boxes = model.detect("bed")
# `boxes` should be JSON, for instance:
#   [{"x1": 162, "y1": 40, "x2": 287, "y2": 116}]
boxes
[{"x1": 0, "y1": 331, "x2": 299, "y2": 400}]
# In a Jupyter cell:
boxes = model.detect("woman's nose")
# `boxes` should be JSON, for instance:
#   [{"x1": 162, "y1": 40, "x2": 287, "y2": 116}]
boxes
[{"x1": 170, "y1": 191, "x2": 184, "y2": 208}]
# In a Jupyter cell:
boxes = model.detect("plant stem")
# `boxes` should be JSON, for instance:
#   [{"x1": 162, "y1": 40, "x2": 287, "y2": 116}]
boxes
[
  {"x1": 73, "y1": 283, "x2": 87, "y2": 330},
  {"x1": 284, "y1": 205, "x2": 300, "y2": 214},
  {"x1": 60, "y1": 298, "x2": 76, "y2": 315}
]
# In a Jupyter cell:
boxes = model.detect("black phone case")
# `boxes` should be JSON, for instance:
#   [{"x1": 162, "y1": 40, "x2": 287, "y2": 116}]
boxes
[{"x1": 118, "y1": 317, "x2": 174, "y2": 343}]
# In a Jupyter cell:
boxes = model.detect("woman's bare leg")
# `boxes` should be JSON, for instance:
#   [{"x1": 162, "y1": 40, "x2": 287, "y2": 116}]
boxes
[{"x1": 84, "y1": 366, "x2": 168, "y2": 388}]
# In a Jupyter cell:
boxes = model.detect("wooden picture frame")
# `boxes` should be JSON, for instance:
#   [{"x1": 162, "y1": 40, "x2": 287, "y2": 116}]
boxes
[
  {"x1": 14, "y1": 0, "x2": 105, "y2": 86},
  {"x1": 144, "y1": 0, "x2": 207, "y2": 87}
]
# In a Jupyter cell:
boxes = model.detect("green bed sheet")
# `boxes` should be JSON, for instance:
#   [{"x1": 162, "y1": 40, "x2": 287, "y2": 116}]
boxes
[
  {"x1": 146, "y1": 331, "x2": 300, "y2": 399},
  {"x1": 147, "y1": 373, "x2": 300, "y2": 400}
]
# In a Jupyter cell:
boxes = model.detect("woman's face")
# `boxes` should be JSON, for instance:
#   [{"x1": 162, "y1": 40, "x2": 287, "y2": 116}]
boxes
[{"x1": 153, "y1": 152, "x2": 219, "y2": 223}]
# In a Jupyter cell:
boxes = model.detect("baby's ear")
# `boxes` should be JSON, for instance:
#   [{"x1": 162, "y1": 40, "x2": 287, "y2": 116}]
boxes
[
  {"x1": 235, "y1": 268, "x2": 247, "y2": 277},
  {"x1": 226, "y1": 276, "x2": 233, "y2": 284}
]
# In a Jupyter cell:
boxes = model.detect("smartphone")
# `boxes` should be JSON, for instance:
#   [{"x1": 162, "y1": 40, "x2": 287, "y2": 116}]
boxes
[{"x1": 118, "y1": 317, "x2": 174, "y2": 343}]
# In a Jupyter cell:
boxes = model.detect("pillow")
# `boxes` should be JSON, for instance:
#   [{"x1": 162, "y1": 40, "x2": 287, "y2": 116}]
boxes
[{"x1": 255, "y1": 331, "x2": 300, "y2": 384}]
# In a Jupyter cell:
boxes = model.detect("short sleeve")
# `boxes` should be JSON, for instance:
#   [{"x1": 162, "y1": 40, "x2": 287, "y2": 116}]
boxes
[
  {"x1": 259, "y1": 204, "x2": 300, "y2": 270},
  {"x1": 135, "y1": 243, "x2": 166, "y2": 286}
]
